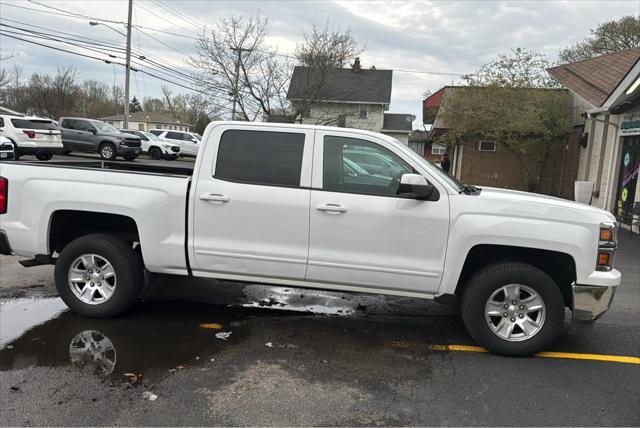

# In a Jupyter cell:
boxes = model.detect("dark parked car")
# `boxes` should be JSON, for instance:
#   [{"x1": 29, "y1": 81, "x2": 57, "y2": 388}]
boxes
[{"x1": 58, "y1": 118, "x2": 142, "y2": 160}]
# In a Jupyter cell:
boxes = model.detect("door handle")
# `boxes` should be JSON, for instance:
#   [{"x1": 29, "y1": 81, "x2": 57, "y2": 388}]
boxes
[
  {"x1": 316, "y1": 203, "x2": 348, "y2": 213},
  {"x1": 200, "y1": 193, "x2": 230, "y2": 203}
]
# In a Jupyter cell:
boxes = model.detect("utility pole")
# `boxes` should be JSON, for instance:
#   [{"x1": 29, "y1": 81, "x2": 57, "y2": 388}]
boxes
[
  {"x1": 230, "y1": 47, "x2": 250, "y2": 121},
  {"x1": 123, "y1": 0, "x2": 133, "y2": 128}
]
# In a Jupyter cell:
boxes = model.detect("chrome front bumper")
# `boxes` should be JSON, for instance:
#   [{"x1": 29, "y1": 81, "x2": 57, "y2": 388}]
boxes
[{"x1": 572, "y1": 284, "x2": 617, "y2": 321}]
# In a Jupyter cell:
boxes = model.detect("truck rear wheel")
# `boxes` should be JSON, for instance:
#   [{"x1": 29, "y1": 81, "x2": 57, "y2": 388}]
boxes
[
  {"x1": 460, "y1": 262, "x2": 564, "y2": 356},
  {"x1": 54, "y1": 234, "x2": 143, "y2": 318}
]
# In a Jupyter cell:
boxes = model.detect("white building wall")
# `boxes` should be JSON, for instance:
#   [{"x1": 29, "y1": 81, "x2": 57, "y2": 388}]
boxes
[
  {"x1": 103, "y1": 120, "x2": 190, "y2": 132},
  {"x1": 301, "y1": 102, "x2": 385, "y2": 132},
  {"x1": 381, "y1": 131, "x2": 410, "y2": 145}
]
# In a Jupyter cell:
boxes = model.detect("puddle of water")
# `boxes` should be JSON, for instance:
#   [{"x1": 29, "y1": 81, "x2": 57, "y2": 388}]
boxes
[
  {"x1": 0, "y1": 281, "x2": 446, "y2": 386},
  {"x1": 0, "y1": 298, "x2": 68, "y2": 348},
  {"x1": 240, "y1": 284, "x2": 391, "y2": 315},
  {"x1": 0, "y1": 300, "x2": 265, "y2": 384}
]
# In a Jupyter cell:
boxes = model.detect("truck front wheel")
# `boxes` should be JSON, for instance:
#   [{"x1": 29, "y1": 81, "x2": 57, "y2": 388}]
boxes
[
  {"x1": 99, "y1": 143, "x2": 117, "y2": 160},
  {"x1": 54, "y1": 234, "x2": 143, "y2": 318},
  {"x1": 460, "y1": 262, "x2": 565, "y2": 356}
]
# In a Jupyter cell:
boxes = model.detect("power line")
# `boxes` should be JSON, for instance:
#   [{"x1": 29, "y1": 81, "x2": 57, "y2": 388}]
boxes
[
  {"x1": 153, "y1": 0, "x2": 204, "y2": 30},
  {"x1": 0, "y1": 31, "x2": 216, "y2": 95},
  {"x1": 1, "y1": 18, "x2": 200, "y2": 84},
  {"x1": 26, "y1": 0, "x2": 125, "y2": 24},
  {"x1": 135, "y1": 1, "x2": 200, "y2": 39}
]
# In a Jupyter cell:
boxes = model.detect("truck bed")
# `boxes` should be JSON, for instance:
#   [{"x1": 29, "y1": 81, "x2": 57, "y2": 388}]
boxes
[{"x1": 1, "y1": 160, "x2": 194, "y2": 177}]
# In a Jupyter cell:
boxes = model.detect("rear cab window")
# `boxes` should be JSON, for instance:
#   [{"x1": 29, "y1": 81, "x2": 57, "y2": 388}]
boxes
[{"x1": 215, "y1": 129, "x2": 305, "y2": 187}]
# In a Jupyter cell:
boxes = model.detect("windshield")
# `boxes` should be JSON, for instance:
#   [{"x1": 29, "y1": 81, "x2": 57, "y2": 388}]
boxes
[
  {"x1": 142, "y1": 132, "x2": 161, "y2": 141},
  {"x1": 90, "y1": 120, "x2": 119, "y2": 133},
  {"x1": 193, "y1": 133, "x2": 202, "y2": 141}
]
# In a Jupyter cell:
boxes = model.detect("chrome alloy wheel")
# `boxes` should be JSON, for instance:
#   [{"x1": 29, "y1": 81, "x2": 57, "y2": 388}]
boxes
[
  {"x1": 68, "y1": 254, "x2": 117, "y2": 305},
  {"x1": 484, "y1": 284, "x2": 546, "y2": 342},
  {"x1": 101, "y1": 145, "x2": 114, "y2": 159}
]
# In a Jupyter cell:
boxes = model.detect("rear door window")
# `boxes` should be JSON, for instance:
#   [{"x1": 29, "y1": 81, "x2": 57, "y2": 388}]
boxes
[
  {"x1": 215, "y1": 130, "x2": 305, "y2": 187},
  {"x1": 10, "y1": 119, "x2": 57, "y2": 130}
]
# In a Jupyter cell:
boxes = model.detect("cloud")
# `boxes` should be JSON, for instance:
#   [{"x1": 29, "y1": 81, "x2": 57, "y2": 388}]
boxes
[{"x1": 1, "y1": 0, "x2": 637, "y2": 128}]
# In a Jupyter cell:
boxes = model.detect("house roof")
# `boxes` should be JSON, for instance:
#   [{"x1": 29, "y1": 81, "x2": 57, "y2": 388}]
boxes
[
  {"x1": 100, "y1": 111, "x2": 190, "y2": 125},
  {"x1": 382, "y1": 113, "x2": 413, "y2": 132},
  {"x1": 547, "y1": 48, "x2": 640, "y2": 107},
  {"x1": 287, "y1": 66, "x2": 392, "y2": 104}
]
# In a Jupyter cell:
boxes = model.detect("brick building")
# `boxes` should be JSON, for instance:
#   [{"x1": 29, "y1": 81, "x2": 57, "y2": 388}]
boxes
[{"x1": 422, "y1": 86, "x2": 580, "y2": 197}]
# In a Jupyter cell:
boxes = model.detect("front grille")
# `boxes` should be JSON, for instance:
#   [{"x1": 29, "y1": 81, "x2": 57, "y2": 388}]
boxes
[
  {"x1": 123, "y1": 139, "x2": 141, "y2": 148},
  {"x1": 0, "y1": 143, "x2": 13, "y2": 151},
  {"x1": 170, "y1": 146, "x2": 180, "y2": 152}
]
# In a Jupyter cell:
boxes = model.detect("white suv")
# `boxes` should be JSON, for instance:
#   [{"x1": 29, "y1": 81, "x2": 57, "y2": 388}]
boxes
[
  {"x1": 149, "y1": 129, "x2": 201, "y2": 157},
  {"x1": 0, "y1": 114, "x2": 63, "y2": 160},
  {"x1": 119, "y1": 129, "x2": 181, "y2": 160}
]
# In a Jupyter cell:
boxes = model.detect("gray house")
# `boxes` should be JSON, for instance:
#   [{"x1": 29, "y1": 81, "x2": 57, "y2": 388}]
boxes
[{"x1": 286, "y1": 59, "x2": 393, "y2": 133}]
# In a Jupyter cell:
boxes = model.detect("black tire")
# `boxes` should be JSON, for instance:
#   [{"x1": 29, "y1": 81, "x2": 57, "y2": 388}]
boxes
[
  {"x1": 122, "y1": 154, "x2": 138, "y2": 161},
  {"x1": 148, "y1": 147, "x2": 162, "y2": 160},
  {"x1": 99, "y1": 143, "x2": 117, "y2": 160},
  {"x1": 460, "y1": 262, "x2": 565, "y2": 356},
  {"x1": 54, "y1": 234, "x2": 143, "y2": 318},
  {"x1": 36, "y1": 152, "x2": 53, "y2": 161}
]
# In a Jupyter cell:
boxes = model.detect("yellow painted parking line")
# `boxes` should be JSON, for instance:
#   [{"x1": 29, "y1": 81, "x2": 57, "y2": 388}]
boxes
[
  {"x1": 199, "y1": 323, "x2": 223, "y2": 330},
  {"x1": 429, "y1": 344, "x2": 640, "y2": 365}
]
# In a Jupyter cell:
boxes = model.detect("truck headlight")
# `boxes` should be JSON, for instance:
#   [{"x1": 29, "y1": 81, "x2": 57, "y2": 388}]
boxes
[
  {"x1": 162, "y1": 144, "x2": 171, "y2": 149},
  {"x1": 596, "y1": 223, "x2": 617, "y2": 271}
]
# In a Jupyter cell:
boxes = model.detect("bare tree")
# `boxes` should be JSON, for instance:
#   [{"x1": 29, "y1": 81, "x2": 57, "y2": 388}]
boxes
[
  {"x1": 0, "y1": 52, "x2": 17, "y2": 90},
  {"x1": 289, "y1": 23, "x2": 364, "y2": 122},
  {"x1": 142, "y1": 97, "x2": 166, "y2": 112},
  {"x1": 27, "y1": 66, "x2": 80, "y2": 118},
  {"x1": 189, "y1": 14, "x2": 290, "y2": 121}
]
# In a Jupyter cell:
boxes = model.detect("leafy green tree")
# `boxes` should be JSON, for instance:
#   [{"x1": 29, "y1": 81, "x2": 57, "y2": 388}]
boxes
[
  {"x1": 560, "y1": 15, "x2": 640, "y2": 63},
  {"x1": 439, "y1": 48, "x2": 572, "y2": 192}
]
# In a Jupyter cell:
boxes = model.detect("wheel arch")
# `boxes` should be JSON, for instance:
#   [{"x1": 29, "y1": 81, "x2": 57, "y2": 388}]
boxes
[
  {"x1": 49, "y1": 210, "x2": 141, "y2": 259},
  {"x1": 454, "y1": 244, "x2": 576, "y2": 307}
]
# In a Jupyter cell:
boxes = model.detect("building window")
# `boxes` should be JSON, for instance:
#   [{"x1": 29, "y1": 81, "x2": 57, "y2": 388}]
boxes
[
  {"x1": 359, "y1": 104, "x2": 368, "y2": 119},
  {"x1": 431, "y1": 143, "x2": 446, "y2": 155},
  {"x1": 301, "y1": 108, "x2": 311, "y2": 118},
  {"x1": 408, "y1": 142, "x2": 425, "y2": 156},
  {"x1": 479, "y1": 140, "x2": 497, "y2": 152},
  {"x1": 337, "y1": 114, "x2": 346, "y2": 128},
  {"x1": 138, "y1": 123, "x2": 145, "y2": 131}
]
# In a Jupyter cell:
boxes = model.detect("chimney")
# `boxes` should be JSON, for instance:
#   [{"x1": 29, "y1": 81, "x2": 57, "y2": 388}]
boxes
[{"x1": 351, "y1": 57, "x2": 361, "y2": 73}]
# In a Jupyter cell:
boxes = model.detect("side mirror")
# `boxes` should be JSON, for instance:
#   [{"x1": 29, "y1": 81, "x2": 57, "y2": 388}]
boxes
[
  {"x1": 89, "y1": 128, "x2": 97, "y2": 134},
  {"x1": 398, "y1": 173, "x2": 439, "y2": 201}
]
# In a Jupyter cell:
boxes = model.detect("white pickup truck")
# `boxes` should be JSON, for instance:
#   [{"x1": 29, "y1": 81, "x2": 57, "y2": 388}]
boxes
[{"x1": 0, "y1": 122, "x2": 621, "y2": 356}]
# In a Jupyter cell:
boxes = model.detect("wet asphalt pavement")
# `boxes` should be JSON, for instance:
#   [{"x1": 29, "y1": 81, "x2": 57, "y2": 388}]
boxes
[{"x1": 0, "y1": 155, "x2": 639, "y2": 426}]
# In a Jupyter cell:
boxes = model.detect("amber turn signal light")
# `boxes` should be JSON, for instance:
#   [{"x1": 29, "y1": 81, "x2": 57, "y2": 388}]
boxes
[
  {"x1": 597, "y1": 251, "x2": 611, "y2": 267},
  {"x1": 599, "y1": 228, "x2": 614, "y2": 242}
]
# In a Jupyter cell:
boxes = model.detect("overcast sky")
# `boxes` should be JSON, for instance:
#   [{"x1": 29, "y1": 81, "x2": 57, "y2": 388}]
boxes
[{"x1": 1, "y1": 0, "x2": 639, "y2": 127}]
